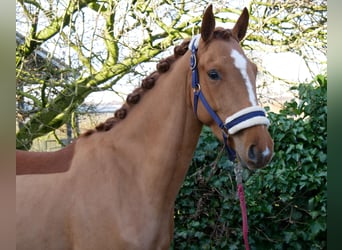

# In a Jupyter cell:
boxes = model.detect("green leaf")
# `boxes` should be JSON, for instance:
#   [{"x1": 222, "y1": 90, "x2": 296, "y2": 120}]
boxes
[{"x1": 310, "y1": 221, "x2": 324, "y2": 235}]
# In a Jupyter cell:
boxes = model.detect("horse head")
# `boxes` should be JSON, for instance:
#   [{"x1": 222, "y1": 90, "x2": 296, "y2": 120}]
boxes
[{"x1": 189, "y1": 5, "x2": 274, "y2": 170}]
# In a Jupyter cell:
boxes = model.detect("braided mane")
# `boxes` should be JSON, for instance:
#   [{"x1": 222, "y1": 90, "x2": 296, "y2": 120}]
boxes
[
  {"x1": 82, "y1": 38, "x2": 191, "y2": 137},
  {"x1": 82, "y1": 28, "x2": 233, "y2": 137}
]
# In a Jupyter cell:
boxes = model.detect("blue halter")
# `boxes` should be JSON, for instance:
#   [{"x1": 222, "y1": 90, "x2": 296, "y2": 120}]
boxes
[{"x1": 189, "y1": 35, "x2": 270, "y2": 161}]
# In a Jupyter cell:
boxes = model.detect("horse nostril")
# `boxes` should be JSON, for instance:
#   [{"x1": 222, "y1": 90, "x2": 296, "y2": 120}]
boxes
[{"x1": 248, "y1": 145, "x2": 257, "y2": 163}]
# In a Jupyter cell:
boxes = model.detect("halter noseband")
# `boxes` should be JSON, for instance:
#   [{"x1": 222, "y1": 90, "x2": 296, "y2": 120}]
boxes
[{"x1": 189, "y1": 35, "x2": 270, "y2": 161}]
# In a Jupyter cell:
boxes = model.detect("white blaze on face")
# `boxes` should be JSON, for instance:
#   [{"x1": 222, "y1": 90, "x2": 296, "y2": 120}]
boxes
[{"x1": 230, "y1": 49, "x2": 257, "y2": 106}]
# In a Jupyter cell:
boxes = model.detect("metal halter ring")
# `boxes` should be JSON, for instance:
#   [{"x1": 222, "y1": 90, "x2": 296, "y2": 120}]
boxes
[{"x1": 193, "y1": 83, "x2": 201, "y2": 93}]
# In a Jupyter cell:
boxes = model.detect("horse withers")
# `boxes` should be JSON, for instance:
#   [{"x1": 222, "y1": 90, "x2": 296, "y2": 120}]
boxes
[{"x1": 16, "y1": 5, "x2": 273, "y2": 249}]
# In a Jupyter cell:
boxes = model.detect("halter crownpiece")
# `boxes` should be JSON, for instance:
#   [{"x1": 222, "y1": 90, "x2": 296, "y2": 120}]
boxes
[
  {"x1": 189, "y1": 34, "x2": 201, "y2": 53},
  {"x1": 189, "y1": 35, "x2": 270, "y2": 161}
]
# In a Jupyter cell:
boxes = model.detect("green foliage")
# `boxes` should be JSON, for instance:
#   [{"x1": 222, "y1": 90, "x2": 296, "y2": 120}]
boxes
[{"x1": 172, "y1": 75, "x2": 327, "y2": 249}]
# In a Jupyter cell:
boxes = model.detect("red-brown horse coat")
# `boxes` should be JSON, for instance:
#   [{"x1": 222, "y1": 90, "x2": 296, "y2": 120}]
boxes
[{"x1": 16, "y1": 5, "x2": 273, "y2": 249}]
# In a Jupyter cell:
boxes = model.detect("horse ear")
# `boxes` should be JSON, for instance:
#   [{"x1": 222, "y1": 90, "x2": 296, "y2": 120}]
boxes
[
  {"x1": 232, "y1": 7, "x2": 249, "y2": 42},
  {"x1": 201, "y1": 4, "x2": 215, "y2": 42}
]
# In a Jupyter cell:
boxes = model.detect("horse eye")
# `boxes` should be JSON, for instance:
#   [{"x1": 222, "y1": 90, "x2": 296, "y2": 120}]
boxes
[{"x1": 207, "y1": 70, "x2": 221, "y2": 80}]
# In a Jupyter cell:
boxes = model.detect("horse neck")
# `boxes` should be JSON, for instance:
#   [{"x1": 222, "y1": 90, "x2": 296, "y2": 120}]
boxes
[{"x1": 95, "y1": 53, "x2": 202, "y2": 207}]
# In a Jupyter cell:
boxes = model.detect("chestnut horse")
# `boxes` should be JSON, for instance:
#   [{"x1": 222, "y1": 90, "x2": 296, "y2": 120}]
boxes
[{"x1": 16, "y1": 5, "x2": 273, "y2": 249}]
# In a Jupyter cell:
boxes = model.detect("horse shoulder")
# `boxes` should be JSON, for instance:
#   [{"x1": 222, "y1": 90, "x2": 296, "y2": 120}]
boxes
[{"x1": 16, "y1": 142, "x2": 76, "y2": 175}]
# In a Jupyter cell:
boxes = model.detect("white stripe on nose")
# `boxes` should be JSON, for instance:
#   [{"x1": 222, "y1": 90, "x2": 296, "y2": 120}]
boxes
[
  {"x1": 262, "y1": 146, "x2": 270, "y2": 158},
  {"x1": 230, "y1": 49, "x2": 257, "y2": 106}
]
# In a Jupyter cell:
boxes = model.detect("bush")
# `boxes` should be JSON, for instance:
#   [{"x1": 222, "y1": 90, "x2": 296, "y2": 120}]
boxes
[{"x1": 172, "y1": 75, "x2": 327, "y2": 249}]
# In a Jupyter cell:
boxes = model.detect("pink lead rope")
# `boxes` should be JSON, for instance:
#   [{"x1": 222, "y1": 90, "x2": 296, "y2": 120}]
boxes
[
  {"x1": 235, "y1": 163, "x2": 250, "y2": 250},
  {"x1": 238, "y1": 183, "x2": 250, "y2": 250}
]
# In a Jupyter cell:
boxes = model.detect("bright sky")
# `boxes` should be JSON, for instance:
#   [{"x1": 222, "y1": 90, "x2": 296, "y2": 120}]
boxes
[{"x1": 263, "y1": 53, "x2": 311, "y2": 82}]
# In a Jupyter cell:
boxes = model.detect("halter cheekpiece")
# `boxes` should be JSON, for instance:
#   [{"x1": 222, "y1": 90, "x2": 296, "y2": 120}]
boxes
[{"x1": 189, "y1": 35, "x2": 270, "y2": 161}]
